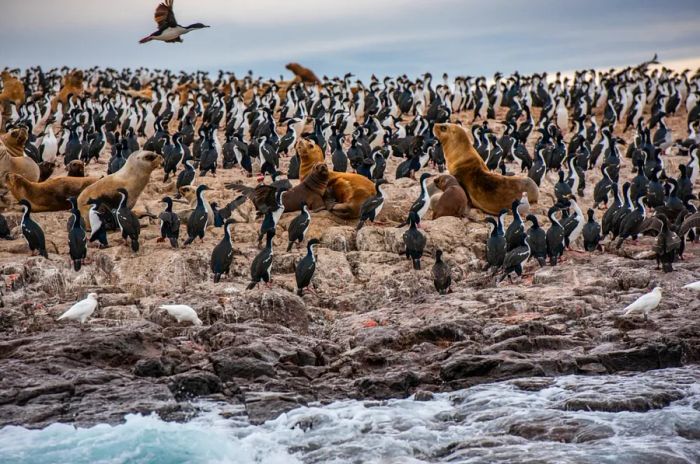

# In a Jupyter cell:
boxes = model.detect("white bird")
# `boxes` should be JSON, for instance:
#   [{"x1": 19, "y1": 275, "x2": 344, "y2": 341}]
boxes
[
  {"x1": 683, "y1": 281, "x2": 700, "y2": 292},
  {"x1": 160, "y1": 304, "x2": 203, "y2": 325},
  {"x1": 57, "y1": 293, "x2": 99, "y2": 329},
  {"x1": 622, "y1": 287, "x2": 662, "y2": 320}
]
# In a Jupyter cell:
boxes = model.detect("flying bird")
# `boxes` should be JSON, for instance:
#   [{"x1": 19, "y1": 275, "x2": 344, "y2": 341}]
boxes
[{"x1": 139, "y1": 0, "x2": 209, "y2": 44}]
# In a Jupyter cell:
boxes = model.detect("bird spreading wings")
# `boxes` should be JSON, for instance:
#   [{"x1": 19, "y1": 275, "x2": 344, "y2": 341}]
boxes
[{"x1": 154, "y1": 0, "x2": 178, "y2": 31}]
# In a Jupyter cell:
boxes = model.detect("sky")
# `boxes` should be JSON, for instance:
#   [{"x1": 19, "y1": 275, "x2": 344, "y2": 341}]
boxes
[{"x1": 1, "y1": 0, "x2": 700, "y2": 80}]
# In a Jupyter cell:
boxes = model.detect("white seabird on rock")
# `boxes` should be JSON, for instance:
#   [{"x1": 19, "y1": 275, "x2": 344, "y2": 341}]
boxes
[
  {"x1": 160, "y1": 305, "x2": 203, "y2": 325},
  {"x1": 622, "y1": 287, "x2": 662, "y2": 320},
  {"x1": 57, "y1": 293, "x2": 98, "y2": 329}
]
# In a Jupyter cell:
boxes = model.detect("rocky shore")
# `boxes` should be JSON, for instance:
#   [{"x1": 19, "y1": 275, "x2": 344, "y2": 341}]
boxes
[{"x1": 1, "y1": 108, "x2": 699, "y2": 429}]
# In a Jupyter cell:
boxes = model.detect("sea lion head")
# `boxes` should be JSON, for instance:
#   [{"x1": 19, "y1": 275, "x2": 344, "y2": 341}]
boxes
[
  {"x1": 434, "y1": 174, "x2": 458, "y2": 191},
  {"x1": 128, "y1": 150, "x2": 163, "y2": 172},
  {"x1": 66, "y1": 160, "x2": 85, "y2": 177},
  {"x1": 296, "y1": 138, "x2": 323, "y2": 164},
  {"x1": 4, "y1": 126, "x2": 28, "y2": 152},
  {"x1": 433, "y1": 123, "x2": 478, "y2": 172},
  {"x1": 311, "y1": 162, "x2": 329, "y2": 181}
]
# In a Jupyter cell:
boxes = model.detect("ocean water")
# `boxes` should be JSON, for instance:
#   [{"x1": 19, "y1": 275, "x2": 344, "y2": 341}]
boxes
[{"x1": 2, "y1": 367, "x2": 699, "y2": 464}]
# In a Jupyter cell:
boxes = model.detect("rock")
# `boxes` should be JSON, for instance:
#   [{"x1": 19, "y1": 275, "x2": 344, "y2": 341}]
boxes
[
  {"x1": 414, "y1": 390, "x2": 435, "y2": 401},
  {"x1": 168, "y1": 371, "x2": 222, "y2": 400},
  {"x1": 211, "y1": 355, "x2": 275, "y2": 381},
  {"x1": 244, "y1": 392, "x2": 308, "y2": 425}
]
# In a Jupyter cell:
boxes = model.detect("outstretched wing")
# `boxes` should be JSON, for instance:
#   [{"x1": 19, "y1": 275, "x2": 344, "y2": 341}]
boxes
[
  {"x1": 637, "y1": 216, "x2": 663, "y2": 236},
  {"x1": 226, "y1": 184, "x2": 277, "y2": 214},
  {"x1": 680, "y1": 212, "x2": 700, "y2": 237},
  {"x1": 219, "y1": 195, "x2": 248, "y2": 219},
  {"x1": 155, "y1": 0, "x2": 178, "y2": 30}
]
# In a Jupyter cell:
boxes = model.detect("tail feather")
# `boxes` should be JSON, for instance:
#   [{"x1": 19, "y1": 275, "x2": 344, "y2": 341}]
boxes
[
  {"x1": 214, "y1": 274, "x2": 221, "y2": 283},
  {"x1": 73, "y1": 260, "x2": 82, "y2": 271},
  {"x1": 131, "y1": 239, "x2": 140, "y2": 252},
  {"x1": 287, "y1": 242, "x2": 293, "y2": 252},
  {"x1": 246, "y1": 281, "x2": 257, "y2": 290},
  {"x1": 169, "y1": 237, "x2": 178, "y2": 248},
  {"x1": 139, "y1": 35, "x2": 154, "y2": 44},
  {"x1": 412, "y1": 258, "x2": 421, "y2": 270}
]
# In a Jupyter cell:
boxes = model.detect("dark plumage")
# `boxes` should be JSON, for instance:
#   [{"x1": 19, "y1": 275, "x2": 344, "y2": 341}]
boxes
[
  {"x1": 582, "y1": 208, "x2": 601, "y2": 252},
  {"x1": 357, "y1": 179, "x2": 388, "y2": 230},
  {"x1": 525, "y1": 214, "x2": 547, "y2": 267},
  {"x1": 505, "y1": 200, "x2": 525, "y2": 251},
  {"x1": 211, "y1": 220, "x2": 235, "y2": 283},
  {"x1": 184, "y1": 185, "x2": 211, "y2": 245},
  {"x1": 287, "y1": 202, "x2": 311, "y2": 251},
  {"x1": 432, "y1": 249, "x2": 452, "y2": 294},
  {"x1": 499, "y1": 234, "x2": 531, "y2": 282},
  {"x1": 67, "y1": 197, "x2": 87, "y2": 271},
  {"x1": 484, "y1": 209, "x2": 508, "y2": 271},
  {"x1": 247, "y1": 230, "x2": 275, "y2": 289},
  {"x1": 115, "y1": 188, "x2": 141, "y2": 252},
  {"x1": 158, "y1": 196, "x2": 180, "y2": 248},
  {"x1": 546, "y1": 207, "x2": 565, "y2": 266},
  {"x1": 295, "y1": 238, "x2": 320, "y2": 296},
  {"x1": 403, "y1": 211, "x2": 426, "y2": 270}
]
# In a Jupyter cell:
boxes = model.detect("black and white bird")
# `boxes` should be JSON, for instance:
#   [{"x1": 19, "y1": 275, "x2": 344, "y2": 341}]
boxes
[
  {"x1": 184, "y1": 185, "x2": 211, "y2": 245},
  {"x1": 582, "y1": 208, "x2": 601, "y2": 252},
  {"x1": 295, "y1": 238, "x2": 320, "y2": 296},
  {"x1": 86, "y1": 198, "x2": 109, "y2": 248},
  {"x1": 402, "y1": 211, "x2": 426, "y2": 270},
  {"x1": 247, "y1": 230, "x2": 275, "y2": 290},
  {"x1": 116, "y1": 188, "x2": 141, "y2": 252},
  {"x1": 431, "y1": 249, "x2": 452, "y2": 294},
  {"x1": 499, "y1": 234, "x2": 531, "y2": 282},
  {"x1": 357, "y1": 179, "x2": 388, "y2": 230},
  {"x1": 19, "y1": 199, "x2": 48, "y2": 258},
  {"x1": 546, "y1": 206, "x2": 566, "y2": 266},
  {"x1": 287, "y1": 202, "x2": 311, "y2": 251},
  {"x1": 258, "y1": 189, "x2": 286, "y2": 246},
  {"x1": 139, "y1": 0, "x2": 209, "y2": 44},
  {"x1": 525, "y1": 214, "x2": 547, "y2": 267},
  {"x1": 67, "y1": 197, "x2": 87, "y2": 270},
  {"x1": 397, "y1": 173, "x2": 432, "y2": 227},
  {"x1": 505, "y1": 199, "x2": 526, "y2": 251},
  {"x1": 484, "y1": 209, "x2": 508, "y2": 271},
  {"x1": 176, "y1": 159, "x2": 196, "y2": 197},
  {"x1": 158, "y1": 196, "x2": 180, "y2": 248},
  {"x1": 211, "y1": 220, "x2": 235, "y2": 283}
]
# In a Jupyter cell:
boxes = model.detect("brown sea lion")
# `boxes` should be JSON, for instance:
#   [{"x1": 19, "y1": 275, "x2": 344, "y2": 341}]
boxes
[
  {"x1": 66, "y1": 159, "x2": 86, "y2": 177},
  {"x1": 432, "y1": 174, "x2": 470, "y2": 219},
  {"x1": 0, "y1": 71, "x2": 25, "y2": 107},
  {"x1": 433, "y1": 123, "x2": 539, "y2": 215},
  {"x1": 286, "y1": 63, "x2": 321, "y2": 84},
  {"x1": 77, "y1": 150, "x2": 162, "y2": 219},
  {"x1": 296, "y1": 138, "x2": 375, "y2": 219},
  {"x1": 282, "y1": 162, "x2": 329, "y2": 212},
  {"x1": 5, "y1": 173, "x2": 98, "y2": 212},
  {"x1": 1, "y1": 126, "x2": 29, "y2": 157},
  {"x1": 0, "y1": 142, "x2": 40, "y2": 183},
  {"x1": 51, "y1": 70, "x2": 84, "y2": 111}
]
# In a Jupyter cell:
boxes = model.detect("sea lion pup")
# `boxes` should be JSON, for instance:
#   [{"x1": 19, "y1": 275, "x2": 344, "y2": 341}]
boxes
[
  {"x1": 282, "y1": 162, "x2": 329, "y2": 212},
  {"x1": 77, "y1": 151, "x2": 162, "y2": 219},
  {"x1": 5, "y1": 173, "x2": 98, "y2": 212},
  {"x1": 0, "y1": 141, "x2": 40, "y2": 183},
  {"x1": 66, "y1": 160, "x2": 86, "y2": 177},
  {"x1": 433, "y1": 123, "x2": 539, "y2": 215},
  {"x1": 286, "y1": 63, "x2": 321, "y2": 84},
  {"x1": 296, "y1": 138, "x2": 375, "y2": 219},
  {"x1": 51, "y1": 70, "x2": 84, "y2": 111},
  {"x1": 1, "y1": 126, "x2": 30, "y2": 157},
  {"x1": 432, "y1": 174, "x2": 469, "y2": 219}
]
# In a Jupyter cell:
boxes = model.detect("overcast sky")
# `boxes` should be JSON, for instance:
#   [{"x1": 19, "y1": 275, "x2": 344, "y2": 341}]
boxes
[{"x1": 1, "y1": 0, "x2": 699, "y2": 79}]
